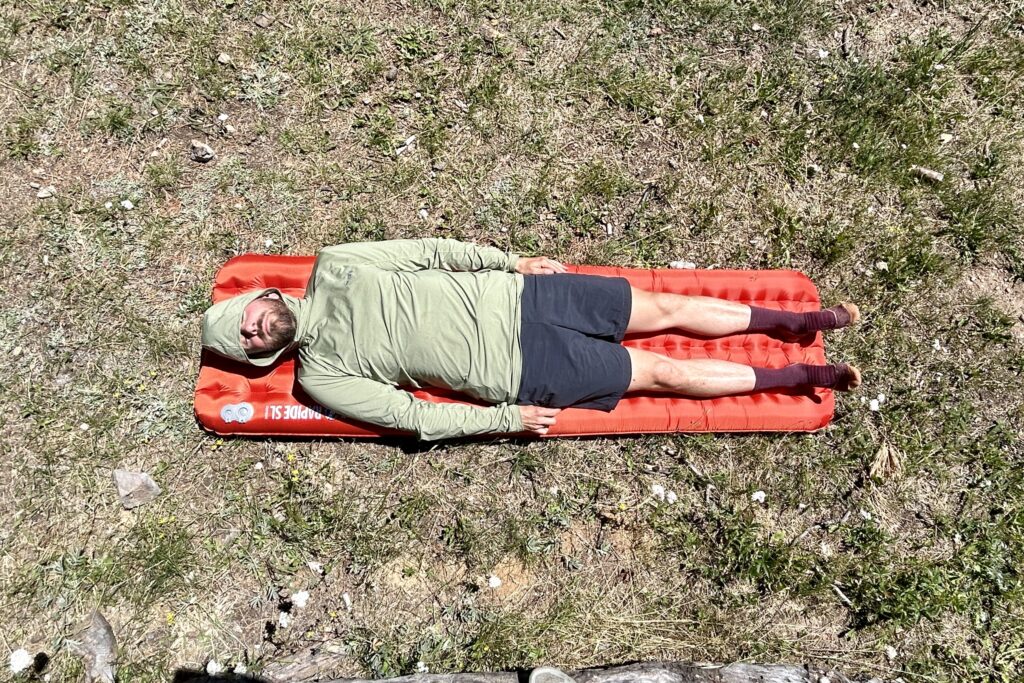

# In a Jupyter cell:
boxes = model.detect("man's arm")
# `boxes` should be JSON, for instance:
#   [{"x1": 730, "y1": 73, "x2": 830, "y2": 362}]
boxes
[
  {"x1": 317, "y1": 238, "x2": 519, "y2": 273},
  {"x1": 300, "y1": 373, "x2": 525, "y2": 441}
]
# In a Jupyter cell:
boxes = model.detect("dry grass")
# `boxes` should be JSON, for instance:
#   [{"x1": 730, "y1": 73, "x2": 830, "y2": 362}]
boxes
[{"x1": 1, "y1": 1, "x2": 1022, "y2": 681}]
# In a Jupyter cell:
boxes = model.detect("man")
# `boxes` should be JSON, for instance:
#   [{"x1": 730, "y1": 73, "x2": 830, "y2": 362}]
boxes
[{"x1": 201, "y1": 239, "x2": 860, "y2": 441}]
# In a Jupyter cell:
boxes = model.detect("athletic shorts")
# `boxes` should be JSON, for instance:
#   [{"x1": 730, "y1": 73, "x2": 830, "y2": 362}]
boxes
[{"x1": 516, "y1": 274, "x2": 633, "y2": 411}]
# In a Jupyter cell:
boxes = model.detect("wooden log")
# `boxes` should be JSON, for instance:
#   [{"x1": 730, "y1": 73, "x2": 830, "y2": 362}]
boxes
[{"x1": 297, "y1": 661, "x2": 857, "y2": 683}]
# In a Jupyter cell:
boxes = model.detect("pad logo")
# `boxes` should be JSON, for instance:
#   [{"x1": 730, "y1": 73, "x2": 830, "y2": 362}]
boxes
[{"x1": 221, "y1": 402, "x2": 255, "y2": 424}]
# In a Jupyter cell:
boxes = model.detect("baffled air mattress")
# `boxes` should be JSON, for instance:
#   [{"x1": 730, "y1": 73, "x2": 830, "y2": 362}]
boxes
[{"x1": 195, "y1": 255, "x2": 834, "y2": 437}]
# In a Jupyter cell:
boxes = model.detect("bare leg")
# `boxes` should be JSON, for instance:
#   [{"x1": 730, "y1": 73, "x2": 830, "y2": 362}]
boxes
[
  {"x1": 626, "y1": 347, "x2": 756, "y2": 397},
  {"x1": 627, "y1": 288, "x2": 751, "y2": 337}
]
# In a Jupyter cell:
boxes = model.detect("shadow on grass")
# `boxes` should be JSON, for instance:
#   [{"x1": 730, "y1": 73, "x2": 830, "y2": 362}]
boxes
[{"x1": 173, "y1": 671, "x2": 273, "y2": 683}]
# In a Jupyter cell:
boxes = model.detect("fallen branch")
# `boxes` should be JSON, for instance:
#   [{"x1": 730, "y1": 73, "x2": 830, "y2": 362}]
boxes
[{"x1": 257, "y1": 659, "x2": 858, "y2": 683}]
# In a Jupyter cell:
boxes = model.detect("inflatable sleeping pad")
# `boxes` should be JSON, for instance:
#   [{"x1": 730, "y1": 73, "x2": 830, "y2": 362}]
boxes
[{"x1": 195, "y1": 255, "x2": 834, "y2": 437}]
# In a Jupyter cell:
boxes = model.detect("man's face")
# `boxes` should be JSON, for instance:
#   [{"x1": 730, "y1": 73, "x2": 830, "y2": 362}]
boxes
[{"x1": 240, "y1": 293, "x2": 284, "y2": 354}]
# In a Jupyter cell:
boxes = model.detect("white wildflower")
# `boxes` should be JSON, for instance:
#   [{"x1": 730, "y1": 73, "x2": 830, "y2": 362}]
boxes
[
  {"x1": 932, "y1": 339, "x2": 943, "y2": 351},
  {"x1": 234, "y1": 663, "x2": 248, "y2": 674},
  {"x1": 650, "y1": 483, "x2": 666, "y2": 501},
  {"x1": 487, "y1": 574, "x2": 502, "y2": 589},
  {"x1": 278, "y1": 611, "x2": 291, "y2": 628},
  {"x1": 859, "y1": 509, "x2": 872, "y2": 521},
  {"x1": 79, "y1": 423, "x2": 90, "y2": 431},
  {"x1": 869, "y1": 399, "x2": 880, "y2": 412},
  {"x1": 874, "y1": 260, "x2": 888, "y2": 271},
  {"x1": 206, "y1": 661, "x2": 224, "y2": 676},
  {"x1": 751, "y1": 490, "x2": 766, "y2": 504},
  {"x1": 9, "y1": 649, "x2": 33, "y2": 674},
  {"x1": 307, "y1": 561, "x2": 323, "y2": 575},
  {"x1": 291, "y1": 590, "x2": 310, "y2": 608},
  {"x1": 877, "y1": 393, "x2": 887, "y2": 404},
  {"x1": 817, "y1": 48, "x2": 829, "y2": 59},
  {"x1": 254, "y1": 462, "x2": 263, "y2": 470},
  {"x1": 217, "y1": 113, "x2": 229, "y2": 122},
  {"x1": 416, "y1": 661, "x2": 429, "y2": 673},
  {"x1": 885, "y1": 645, "x2": 898, "y2": 661},
  {"x1": 665, "y1": 490, "x2": 678, "y2": 505},
  {"x1": 120, "y1": 199, "x2": 134, "y2": 210},
  {"x1": 264, "y1": 238, "x2": 274, "y2": 248}
]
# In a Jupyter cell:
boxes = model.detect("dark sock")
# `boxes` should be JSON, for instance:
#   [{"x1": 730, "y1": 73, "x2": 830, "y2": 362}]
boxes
[
  {"x1": 753, "y1": 364, "x2": 839, "y2": 391},
  {"x1": 747, "y1": 305, "x2": 852, "y2": 336}
]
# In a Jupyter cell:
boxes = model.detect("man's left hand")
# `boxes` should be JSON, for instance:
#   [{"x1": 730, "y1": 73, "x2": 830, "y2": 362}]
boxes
[{"x1": 516, "y1": 257, "x2": 567, "y2": 275}]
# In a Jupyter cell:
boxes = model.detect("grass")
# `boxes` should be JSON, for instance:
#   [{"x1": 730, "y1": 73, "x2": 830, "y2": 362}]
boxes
[{"x1": 0, "y1": 0, "x2": 1022, "y2": 682}]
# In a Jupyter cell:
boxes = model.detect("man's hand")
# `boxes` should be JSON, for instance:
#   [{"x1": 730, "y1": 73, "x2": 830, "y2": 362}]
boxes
[
  {"x1": 519, "y1": 406, "x2": 562, "y2": 435},
  {"x1": 515, "y1": 256, "x2": 567, "y2": 275}
]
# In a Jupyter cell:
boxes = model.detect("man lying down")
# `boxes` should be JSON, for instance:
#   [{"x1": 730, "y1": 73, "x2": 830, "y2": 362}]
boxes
[{"x1": 201, "y1": 239, "x2": 861, "y2": 441}]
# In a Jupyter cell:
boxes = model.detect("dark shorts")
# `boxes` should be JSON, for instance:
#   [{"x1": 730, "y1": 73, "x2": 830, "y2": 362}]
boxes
[{"x1": 516, "y1": 274, "x2": 633, "y2": 411}]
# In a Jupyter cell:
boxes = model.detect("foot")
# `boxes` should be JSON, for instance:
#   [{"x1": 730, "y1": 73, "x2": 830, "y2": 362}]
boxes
[
  {"x1": 833, "y1": 363, "x2": 862, "y2": 391},
  {"x1": 825, "y1": 302, "x2": 860, "y2": 329}
]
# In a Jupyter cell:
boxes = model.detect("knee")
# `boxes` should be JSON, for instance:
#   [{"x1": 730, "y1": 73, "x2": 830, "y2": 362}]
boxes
[{"x1": 650, "y1": 359, "x2": 681, "y2": 388}]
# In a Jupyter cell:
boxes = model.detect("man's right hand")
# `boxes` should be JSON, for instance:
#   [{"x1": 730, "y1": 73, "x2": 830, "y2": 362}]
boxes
[{"x1": 519, "y1": 406, "x2": 562, "y2": 435}]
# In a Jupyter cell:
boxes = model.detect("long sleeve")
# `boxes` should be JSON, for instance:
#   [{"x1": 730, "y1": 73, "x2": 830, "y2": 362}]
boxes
[
  {"x1": 316, "y1": 238, "x2": 519, "y2": 273},
  {"x1": 299, "y1": 373, "x2": 525, "y2": 441}
]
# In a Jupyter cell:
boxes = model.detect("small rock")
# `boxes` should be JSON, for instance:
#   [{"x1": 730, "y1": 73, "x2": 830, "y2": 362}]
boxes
[
  {"x1": 206, "y1": 661, "x2": 224, "y2": 676},
  {"x1": 415, "y1": 661, "x2": 429, "y2": 674},
  {"x1": 939, "y1": 133, "x2": 953, "y2": 144},
  {"x1": 67, "y1": 611, "x2": 117, "y2": 683},
  {"x1": 395, "y1": 135, "x2": 417, "y2": 156},
  {"x1": 217, "y1": 52, "x2": 232, "y2": 65},
  {"x1": 291, "y1": 590, "x2": 310, "y2": 609},
  {"x1": 29, "y1": 181, "x2": 41, "y2": 189},
  {"x1": 342, "y1": 592, "x2": 352, "y2": 611},
  {"x1": 217, "y1": 113, "x2": 229, "y2": 122},
  {"x1": 189, "y1": 140, "x2": 216, "y2": 163},
  {"x1": 806, "y1": 163, "x2": 822, "y2": 178},
  {"x1": 479, "y1": 24, "x2": 504, "y2": 44},
  {"x1": 418, "y1": 208, "x2": 429, "y2": 220},
  {"x1": 648, "y1": 26, "x2": 665, "y2": 37},
  {"x1": 431, "y1": 160, "x2": 447, "y2": 171},
  {"x1": 875, "y1": 260, "x2": 888, "y2": 271},
  {"x1": 307, "y1": 561, "x2": 323, "y2": 575},
  {"x1": 385, "y1": 67, "x2": 399, "y2": 81},
  {"x1": 9, "y1": 649, "x2": 33, "y2": 674},
  {"x1": 277, "y1": 612, "x2": 291, "y2": 629},
  {"x1": 112, "y1": 470, "x2": 162, "y2": 509},
  {"x1": 910, "y1": 165, "x2": 944, "y2": 183},
  {"x1": 668, "y1": 260, "x2": 696, "y2": 270},
  {"x1": 36, "y1": 185, "x2": 56, "y2": 199},
  {"x1": 653, "y1": 116, "x2": 664, "y2": 126},
  {"x1": 254, "y1": 13, "x2": 275, "y2": 28},
  {"x1": 223, "y1": 124, "x2": 236, "y2": 135},
  {"x1": 751, "y1": 490, "x2": 766, "y2": 504},
  {"x1": 32, "y1": 167, "x2": 45, "y2": 177},
  {"x1": 859, "y1": 509, "x2": 872, "y2": 521},
  {"x1": 751, "y1": 23, "x2": 764, "y2": 31},
  {"x1": 120, "y1": 199, "x2": 134, "y2": 210}
]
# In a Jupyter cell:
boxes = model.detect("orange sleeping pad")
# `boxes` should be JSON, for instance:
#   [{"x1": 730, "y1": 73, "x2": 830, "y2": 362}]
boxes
[{"x1": 194, "y1": 255, "x2": 834, "y2": 437}]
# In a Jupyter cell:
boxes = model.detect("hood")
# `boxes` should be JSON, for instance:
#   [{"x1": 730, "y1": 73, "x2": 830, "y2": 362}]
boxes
[{"x1": 201, "y1": 288, "x2": 305, "y2": 367}]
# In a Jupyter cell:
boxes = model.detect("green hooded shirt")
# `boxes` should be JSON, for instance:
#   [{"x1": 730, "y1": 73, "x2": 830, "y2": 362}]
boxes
[{"x1": 201, "y1": 239, "x2": 526, "y2": 440}]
